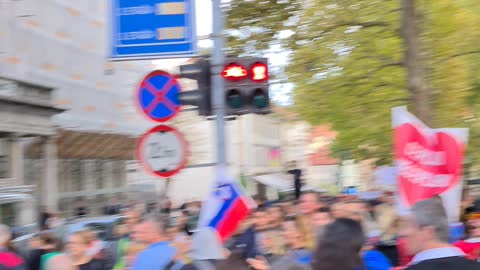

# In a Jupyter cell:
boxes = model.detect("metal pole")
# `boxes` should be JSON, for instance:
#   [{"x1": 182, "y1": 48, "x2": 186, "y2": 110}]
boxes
[{"x1": 211, "y1": 0, "x2": 227, "y2": 167}]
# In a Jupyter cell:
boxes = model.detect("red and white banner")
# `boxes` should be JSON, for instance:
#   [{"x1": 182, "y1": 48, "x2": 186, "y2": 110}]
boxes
[{"x1": 392, "y1": 106, "x2": 468, "y2": 222}]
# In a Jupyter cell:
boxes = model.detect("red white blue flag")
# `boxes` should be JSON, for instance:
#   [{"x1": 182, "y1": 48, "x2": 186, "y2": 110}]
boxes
[{"x1": 198, "y1": 170, "x2": 256, "y2": 242}]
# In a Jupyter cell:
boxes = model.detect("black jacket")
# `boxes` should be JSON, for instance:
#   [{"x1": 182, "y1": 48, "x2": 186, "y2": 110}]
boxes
[
  {"x1": 78, "y1": 258, "x2": 110, "y2": 270},
  {"x1": 27, "y1": 249, "x2": 46, "y2": 270},
  {"x1": 406, "y1": 256, "x2": 480, "y2": 270}
]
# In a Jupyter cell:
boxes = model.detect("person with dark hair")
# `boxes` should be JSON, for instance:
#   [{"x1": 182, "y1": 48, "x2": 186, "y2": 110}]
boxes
[
  {"x1": 404, "y1": 198, "x2": 480, "y2": 270},
  {"x1": 27, "y1": 232, "x2": 60, "y2": 270},
  {"x1": 311, "y1": 207, "x2": 332, "y2": 237},
  {"x1": 266, "y1": 206, "x2": 284, "y2": 230},
  {"x1": 39, "y1": 206, "x2": 52, "y2": 230},
  {"x1": 233, "y1": 208, "x2": 269, "y2": 259},
  {"x1": 313, "y1": 218, "x2": 365, "y2": 270},
  {"x1": 454, "y1": 213, "x2": 480, "y2": 261}
]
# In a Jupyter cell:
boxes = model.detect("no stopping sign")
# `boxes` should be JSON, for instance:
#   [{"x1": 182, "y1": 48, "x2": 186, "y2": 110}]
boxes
[{"x1": 136, "y1": 125, "x2": 188, "y2": 178}]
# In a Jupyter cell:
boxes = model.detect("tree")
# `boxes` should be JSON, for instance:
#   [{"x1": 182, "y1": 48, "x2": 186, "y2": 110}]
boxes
[{"x1": 226, "y1": 0, "x2": 480, "y2": 164}]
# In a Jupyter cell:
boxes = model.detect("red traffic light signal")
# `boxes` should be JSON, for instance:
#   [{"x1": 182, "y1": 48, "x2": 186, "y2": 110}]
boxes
[
  {"x1": 222, "y1": 63, "x2": 248, "y2": 81},
  {"x1": 250, "y1": 62, "x2": 268, "y2": 82}
]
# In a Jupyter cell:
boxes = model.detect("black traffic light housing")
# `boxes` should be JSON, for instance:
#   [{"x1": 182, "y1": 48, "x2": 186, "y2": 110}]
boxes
[
  {"x1": 222, "y1": 58, "x2": 270, "y2": 115},
  {"x1": 178, "y1": 58, "x2": 212, "y2": 116}
]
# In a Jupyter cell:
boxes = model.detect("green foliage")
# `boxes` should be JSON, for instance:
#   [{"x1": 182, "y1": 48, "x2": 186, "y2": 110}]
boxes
[{"x1": 226, "y1": 0, "x2": 480, "y2": 165}]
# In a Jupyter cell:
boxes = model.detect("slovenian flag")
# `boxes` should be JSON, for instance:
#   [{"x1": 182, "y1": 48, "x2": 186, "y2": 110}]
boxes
[{"x1": 198, "y1": 171, "x2": 256, "y2": 242}]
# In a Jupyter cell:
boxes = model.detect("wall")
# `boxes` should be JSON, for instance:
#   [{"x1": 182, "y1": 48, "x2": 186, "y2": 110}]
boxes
[{"x1": 0, "y1": 0, "x2": 153, "y2": 135}]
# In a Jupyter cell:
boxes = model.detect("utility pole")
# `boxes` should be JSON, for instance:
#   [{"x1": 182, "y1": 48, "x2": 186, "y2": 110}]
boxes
[{"x1": 211, "y1": 0, "x2": 227, "y2": 168}]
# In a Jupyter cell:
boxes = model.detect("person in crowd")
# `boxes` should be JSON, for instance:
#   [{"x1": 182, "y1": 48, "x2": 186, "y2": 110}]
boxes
[
  {"x1": 266, "y1": 206, "x2": 284, "y2": 230},
  {"x1": 345, "y1": 200, "x2": 379, "y2": 235},
  {"x1": 362, "y1": 232, "x2": 393, "y2": 270},
  {"x1": 233, "y1": 208, "x2": 268, "y2": 259},
  {"x1": 27, "y1": 232, "x2": 59, "y2": 270},
  {"x1": 403, "y1": 198, "x2": 480, "y2": 270},
  {"x1": 111, "y1": 224, "x2": 131, "y2": 269},
  {"x1": 75, "y1": 199, "x2": 89, "y2": 218},
  {"x1": 374, "y1": 192, "x2": 400, "y2": 266},
  {"x1": 395, "y1": 236, "x2": 413, "y2": 267},
  {"x1": 279, "y1": 201, "x2": 296, "y2": 219},
  {"x1": 330, "y1": 202, "x2": 346, "y2": 218},
  {"x1": 146, "y1": 201, "x2": 158, "y2": 214},
  {"x1": 104, "y1": 198, "x2": 120, "y2": 216},
  {"x1": 454, "y1": 212, "x2": 480, "y2": 261},
  {"x1": 28, "y1": 235, "x2": 44, "y2": 253},
  {"x1": 66, "y1": 231, "x2": 109, "y2": 270},
  {"x1": 132, "y1": 214, "x2": 180, "y2": 270},
  {"x1": 39, "y1": 206, "x2": 52, "y2": 230},
  {"x1": 161, "y1": 197, "x2": 173, "y2": 215},
  {"x1": 287, "y1": 161, "x2": 303, "y2": 200},
  {"x1": 0, "y1": 224, "x2": 27, "y2": 270},
  {"x1": 461, "y1": 189, "x2": 476, "y2": 223},
  {"x1": 84, "y1": 230, "x2": 114, "y2": 269},
  {"x1": 125, "y1": 207, "x2": 142, "y2": 231},
  {"x1": 185, "y1": 202, "x2": 201, "y2": 236},
  {"x1": 215, "y1": 252, "x2": 251, "y2": 270},
  {"x1": 311, "y1": 207, "x2": 333, "y2": 237},
  {"x1": 45, "y1": 253, "x2": 77, "y2": 270},
  {"x1": 247, "y1": 217, "x2": 312, "y2": 270},
  {"x1": 130, "y1": 223, "x2": 144, "y2": 243},
  {"x1": 175, "y1": 211, "x2": 191, "y2": 240},
  {"x1": 46, "y1": 212, "x2": 66, "y2": 230},
  {"x1": 171, "y1": 233, "x2": 192, "y2": 266},
  {"x1": 123, "y1": 242, "x2": 147, "y2": 270},
  {"x1": 297, "y1": 192, "x2": 320, "y2": 251},
  {"x1": 311, "y1": 218, "x2": 365, "y2": 270},
  {"x1": 256, "y1": 229, "x2": 285, "y2": 264}
]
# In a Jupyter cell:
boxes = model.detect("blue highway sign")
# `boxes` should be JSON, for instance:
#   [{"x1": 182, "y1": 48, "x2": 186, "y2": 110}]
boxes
[
  {"x1": 110, "y1": 0, "x2": 197, "y2": 60},
  {"x1": 136, "y1": 70, "x2": 181, "y2": 122}
]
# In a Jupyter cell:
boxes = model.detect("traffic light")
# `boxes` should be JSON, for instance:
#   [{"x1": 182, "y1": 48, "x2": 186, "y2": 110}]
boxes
[
  {"x1": 222, "y1": 58, "x2": 270, "y2": 115},
  {"x1": 178, "y1": 58, "x2": 212, "y2": 116}
]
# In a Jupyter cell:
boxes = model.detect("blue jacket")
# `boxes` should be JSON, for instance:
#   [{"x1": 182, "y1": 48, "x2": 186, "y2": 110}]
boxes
[
  {"x1": 362, "y1": 250, "x2": 393, "y2": 270},
  {"x1": 132, "y1": 242, "x2": 176, "y2": 270}
]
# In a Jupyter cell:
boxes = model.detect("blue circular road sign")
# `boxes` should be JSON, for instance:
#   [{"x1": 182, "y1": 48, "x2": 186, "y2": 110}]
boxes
[{"x1": 136, "y1": 70, "x2": 181, "y2": 122}]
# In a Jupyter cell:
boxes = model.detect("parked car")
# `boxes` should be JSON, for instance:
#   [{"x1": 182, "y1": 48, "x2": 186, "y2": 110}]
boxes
[
  {"x1": 63, "y1": 215, "x2": 125, "y2": 241},
  {"x1": 12, "y1": 215, "x2": 125, "y2": 255}
]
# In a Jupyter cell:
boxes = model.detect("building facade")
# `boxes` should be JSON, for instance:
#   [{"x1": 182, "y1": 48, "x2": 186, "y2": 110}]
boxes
[{"x1": 0, "y1": 0, "x2": 152, "y2": 225}]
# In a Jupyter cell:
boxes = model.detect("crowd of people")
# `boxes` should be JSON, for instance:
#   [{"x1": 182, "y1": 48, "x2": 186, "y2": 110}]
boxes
[{"x1": 1, "y1": 190, "x2": 480, "y2": 270}]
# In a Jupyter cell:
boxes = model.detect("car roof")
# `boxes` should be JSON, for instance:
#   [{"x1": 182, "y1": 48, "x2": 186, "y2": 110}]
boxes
[{"x1": 66, "y1": 215, "x2": 124, "y2": 224}]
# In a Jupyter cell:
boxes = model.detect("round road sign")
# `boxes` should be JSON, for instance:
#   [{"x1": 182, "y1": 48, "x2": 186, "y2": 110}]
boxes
[
  {"x1": 136, "y1": 125, "x2": 188, "y2": 178},
  {"x1": 136, "y1": 70, "x2": 181, "y2": 123}
]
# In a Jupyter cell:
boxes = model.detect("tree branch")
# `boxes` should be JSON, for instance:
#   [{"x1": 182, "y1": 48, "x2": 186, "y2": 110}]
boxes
[
  {"x1": 438, "y1": 50, "x2": 480, "y2": 64},
  {"x1": 320, "y1": 21, "x2": 390, "y2": 35},
  {"x1": 349, "y1": 62, "x2": 403, "y2": 83}
]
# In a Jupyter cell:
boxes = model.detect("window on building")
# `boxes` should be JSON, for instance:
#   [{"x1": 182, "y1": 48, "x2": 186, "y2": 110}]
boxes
[
  {"x1": 0, "y1": 156, "x2": 8, "y2": 178},
  {"x1": 0, "y1": 203, "x2": 16, "y2": 227},
  {"x1": 95, "y1": 160, "x2": 104, "y2": 189}
]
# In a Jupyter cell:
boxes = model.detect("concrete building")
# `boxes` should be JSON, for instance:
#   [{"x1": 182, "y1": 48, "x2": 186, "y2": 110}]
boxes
[{"x1": 0, "y1": 0, "x2": 152, "y2": 225}]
